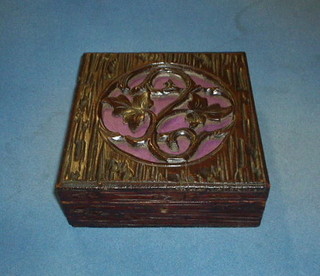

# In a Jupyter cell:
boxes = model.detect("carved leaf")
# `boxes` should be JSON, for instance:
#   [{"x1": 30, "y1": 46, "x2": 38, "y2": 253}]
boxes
[
  {"x1": 186, "y1": 93, "x2": 232, "y2": 128},
  {"x1": 104, "y1": 93, "x2": 153, "y2": 132},
  {"x1": 132, "y1": 92, "x2": 154, "y2": 109},
  {"x1": 204, "y1": 104, "x2": 233, "y2": 121},
  {"x1": 122, "y1": 108, "x2": 145, "y2": 131},
  {"x1": 104, "y1": 94, "x2": 131, "y2": 116},
  {"x1": 188, "y1": 93, "x2": 208, "y2": 110},
  {"x1": 186, "y1": 112, "x2": 206, "y2": 128}
]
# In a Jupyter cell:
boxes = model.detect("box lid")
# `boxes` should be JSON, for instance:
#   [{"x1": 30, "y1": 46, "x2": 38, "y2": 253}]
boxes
[{"x1": 57, "y1": 52, "x2": 269, "y2": 192}]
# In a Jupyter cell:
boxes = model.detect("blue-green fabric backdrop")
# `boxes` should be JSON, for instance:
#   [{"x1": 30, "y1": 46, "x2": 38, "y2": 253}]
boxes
[{"x1": 1, "y1": 1, "x2": 319, "y2": 275}]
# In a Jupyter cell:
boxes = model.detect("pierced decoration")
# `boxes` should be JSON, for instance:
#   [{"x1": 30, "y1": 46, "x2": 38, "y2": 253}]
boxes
[{"x1": 99, "y1": 63, "x2": 235, "y2": 165}]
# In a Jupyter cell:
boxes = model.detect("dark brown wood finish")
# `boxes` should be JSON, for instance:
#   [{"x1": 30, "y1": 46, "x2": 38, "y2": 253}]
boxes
[{"x1": 56, "y1": 52, "x2": 270, "y2": 227}]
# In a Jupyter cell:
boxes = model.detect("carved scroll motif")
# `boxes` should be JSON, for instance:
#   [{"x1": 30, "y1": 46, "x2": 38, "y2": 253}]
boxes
[{"x1": 99, "y1": 63, "x2": 235, "y2": 165}]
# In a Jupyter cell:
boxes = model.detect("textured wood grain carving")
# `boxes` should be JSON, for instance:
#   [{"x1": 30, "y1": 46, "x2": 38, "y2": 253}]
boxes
[{"x1": 56, "y1": 52, "x2": 270, "y2": 227}]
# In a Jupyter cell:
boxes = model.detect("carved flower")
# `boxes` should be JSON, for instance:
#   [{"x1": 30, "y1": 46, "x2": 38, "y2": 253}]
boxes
[
  {"x1": 103, "y1": 92, "x2": 153, "y2": 132},
  {"x1": 186, "y1": 93, "x2": 232, "y2": 128}
]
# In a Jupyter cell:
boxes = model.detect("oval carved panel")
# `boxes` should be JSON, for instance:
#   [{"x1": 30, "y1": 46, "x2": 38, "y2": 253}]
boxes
[{"x1": 99, "y1": 63, "x2": 235, "y2": 166}]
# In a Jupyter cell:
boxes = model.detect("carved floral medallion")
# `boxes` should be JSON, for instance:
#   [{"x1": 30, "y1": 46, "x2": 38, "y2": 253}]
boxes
[{"x1": 99, "y1": 63, "x2": 235, "y2": 165}]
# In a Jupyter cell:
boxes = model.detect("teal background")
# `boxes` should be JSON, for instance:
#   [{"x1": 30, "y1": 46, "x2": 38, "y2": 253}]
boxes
[{"x1": 1, "y1": 1, "x2": 319, "y2": 275}]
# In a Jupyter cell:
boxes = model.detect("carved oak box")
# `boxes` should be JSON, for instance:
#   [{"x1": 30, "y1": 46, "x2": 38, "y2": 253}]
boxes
[{"x1": 56, "y1": 52, "x2": 270, "y2": 227}]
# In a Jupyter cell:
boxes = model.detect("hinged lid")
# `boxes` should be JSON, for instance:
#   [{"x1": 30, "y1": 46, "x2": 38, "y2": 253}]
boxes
[{"x1": 57, "y1": 52, "x2": 269, "y2": 192}]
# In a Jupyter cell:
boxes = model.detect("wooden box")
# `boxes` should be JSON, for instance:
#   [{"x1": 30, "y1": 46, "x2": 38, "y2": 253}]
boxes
[{"x1": 56, "y1": 52, "x2": 270, "y2": 227}]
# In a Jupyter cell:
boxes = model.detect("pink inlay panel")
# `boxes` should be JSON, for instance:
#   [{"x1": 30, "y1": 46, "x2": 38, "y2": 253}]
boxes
[{"x1": 100, "y1": 64, "x2": 234, "y2": 165}]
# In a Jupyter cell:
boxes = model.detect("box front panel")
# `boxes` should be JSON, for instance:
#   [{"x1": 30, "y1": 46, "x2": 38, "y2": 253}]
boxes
[{"x1": 58, "y1": 188, "x2": 267, "y2": 227}]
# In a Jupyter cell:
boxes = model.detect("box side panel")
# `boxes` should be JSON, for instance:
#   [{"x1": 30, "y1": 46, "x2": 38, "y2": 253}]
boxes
[{"x1": 57, "y1": 188, "x2": 268, "y2": 227}]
